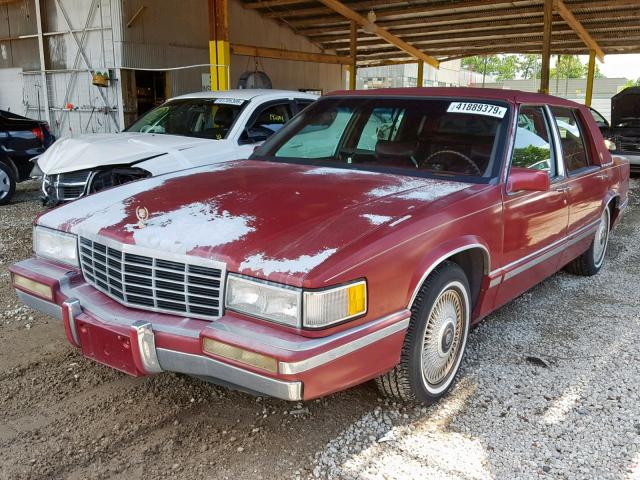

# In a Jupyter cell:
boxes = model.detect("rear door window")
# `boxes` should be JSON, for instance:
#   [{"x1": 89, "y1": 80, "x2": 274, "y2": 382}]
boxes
[{"x1": 549, "y1": 106, "x2": 591, "y2": 173}]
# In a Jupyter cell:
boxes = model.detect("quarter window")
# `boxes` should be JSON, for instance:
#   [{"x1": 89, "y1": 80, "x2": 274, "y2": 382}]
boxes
[
  {"x1": 550, "y1": 107, "x2": 591, "y2": 173},
  {"x1": 512, "y1": 106, "x2": 555, "y2": 176}
]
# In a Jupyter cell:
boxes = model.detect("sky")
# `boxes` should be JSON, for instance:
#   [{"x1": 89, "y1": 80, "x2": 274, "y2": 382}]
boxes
[{"x1": 579, "y1": 54, "x2": 640, "y2": 81}]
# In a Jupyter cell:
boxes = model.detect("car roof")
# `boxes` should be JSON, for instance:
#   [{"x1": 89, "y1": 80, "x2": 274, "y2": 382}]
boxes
[
  {"x1": 326, "y1": 87, "x2": 582, "y2": 108},
  {"x1": 170, "y1": 89, "x2": 318, "y2": 102}
]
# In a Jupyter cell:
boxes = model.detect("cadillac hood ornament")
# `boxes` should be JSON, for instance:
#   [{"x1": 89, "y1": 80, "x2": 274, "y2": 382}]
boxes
[{"x1": 136, "y1": 206, "x2": 149, "y2": 228}]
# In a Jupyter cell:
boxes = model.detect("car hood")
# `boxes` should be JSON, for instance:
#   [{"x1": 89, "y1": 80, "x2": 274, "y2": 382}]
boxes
[
  {"x1": 37, "y1": 132, "x2": 221, "y2": 175},
  {"x1": 39, "y1": 161, "x2": 476, "y2": 285}
]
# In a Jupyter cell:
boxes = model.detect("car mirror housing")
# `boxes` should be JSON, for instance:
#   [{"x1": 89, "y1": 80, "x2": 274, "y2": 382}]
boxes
[{"x1": 507, "y1": 167, "x2": 550, "y2": 193}]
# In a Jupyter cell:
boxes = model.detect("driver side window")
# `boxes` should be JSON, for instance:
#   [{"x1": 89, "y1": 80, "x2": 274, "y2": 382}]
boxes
[
  {"x1": 512, "y1": 106, "x2": 556, "y2": 177},
  {"x1": 241, "y1": 103, "x2": 293, "y2": 144}
]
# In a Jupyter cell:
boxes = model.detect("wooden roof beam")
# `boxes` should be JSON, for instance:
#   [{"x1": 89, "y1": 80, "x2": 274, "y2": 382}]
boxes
[
  {"x1": 554, "y1": 0, "x2": 605, "y2": 61},
  {"x1": 317, "y1": 0, "x2": 439, "y2": 68},
  {"x1": 230, "y1": 43, "x2": 352, "y2": 65}
]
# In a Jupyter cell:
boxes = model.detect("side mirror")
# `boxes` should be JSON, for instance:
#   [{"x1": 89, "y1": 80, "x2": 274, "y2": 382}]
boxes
[
  {"x1": 240, "y1": 127, "x2": 270, "y2": 145},
  {"x1": 507, "y1": 167, "x2": 550, "y2": 193}
]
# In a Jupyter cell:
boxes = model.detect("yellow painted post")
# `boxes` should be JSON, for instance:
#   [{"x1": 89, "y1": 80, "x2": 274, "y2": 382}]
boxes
[
  {"x1": 539, "y1": 0, "x2": 552, "y2": 94},
  {"x1": 208, "y1": 0, "x2": 230, "y2": 90},
  {"x1": 349, "y1": 21, "x2": 357, "y2": 90},
  {"x1": 585, "y1": 49, "x2": 596, "y2": 107},
  {"x1": 417, "y1": 60, "x2": 424, "y2": 87}
]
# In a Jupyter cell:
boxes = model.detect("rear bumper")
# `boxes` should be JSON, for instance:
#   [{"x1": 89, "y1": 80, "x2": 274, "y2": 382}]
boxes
[{"x1": 11, "y1": 258, "x2": 409, "y2": 401}]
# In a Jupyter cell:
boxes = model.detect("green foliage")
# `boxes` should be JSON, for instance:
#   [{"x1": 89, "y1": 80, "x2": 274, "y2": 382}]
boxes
[
  {"x1": 512, "y1": 145, "x2": 551, "y2": 171},
  {"x1": 463, "y1": 54, "x2": 605, "y2": 81},
  {"x1": 624, "y1": 77, "x2": 640, "y2": 88}
]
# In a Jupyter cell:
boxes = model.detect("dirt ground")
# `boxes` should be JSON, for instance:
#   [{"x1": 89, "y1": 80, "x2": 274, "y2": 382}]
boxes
[{"x1": 1, "y1": 179, "x2": 638, "y2": 480}]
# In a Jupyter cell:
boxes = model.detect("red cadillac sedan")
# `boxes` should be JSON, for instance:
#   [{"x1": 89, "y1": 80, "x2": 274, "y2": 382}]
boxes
[{"x1": 11, "y1": 88, "x2": 629, "y2": 404}]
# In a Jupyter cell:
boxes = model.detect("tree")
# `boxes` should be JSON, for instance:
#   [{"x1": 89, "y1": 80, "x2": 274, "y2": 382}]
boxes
[
  {"x1": 624, "y1": 77, "x2": 640, "y2": 88},
  {"x1": 461, "y1": 54, "x2": 518, "y2": 81},
  {"x1": 550, "y1": 55, "x2": 585, "y2": 79},
  {"x1": 517, "y1": 54, "x2": 541, "y2": 79}
]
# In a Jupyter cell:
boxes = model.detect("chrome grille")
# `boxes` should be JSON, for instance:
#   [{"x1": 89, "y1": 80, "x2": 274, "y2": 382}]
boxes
[
  {"x1": 43, "y1": 170, "x2": 91, "y2": 202},
  {"x1": 79, "y1": 236, "x2": 224, "y2": 320}
]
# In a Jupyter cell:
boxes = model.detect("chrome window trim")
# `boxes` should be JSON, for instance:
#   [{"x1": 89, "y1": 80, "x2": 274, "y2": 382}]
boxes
[{"x1": 78, "y1": 231, "x2": 226, "y2": 321}]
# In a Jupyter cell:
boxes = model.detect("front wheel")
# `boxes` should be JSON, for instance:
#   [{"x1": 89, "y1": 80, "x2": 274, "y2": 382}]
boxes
[
  {"x1": 0, "y1": 162, "x2": 16, "y2": 206},
  {"x1": 376, "y1": 261, "x2": 470, "y2": 404},
  {"x1": 564, "y1": 207, "x2": 610, "y2": 276}
]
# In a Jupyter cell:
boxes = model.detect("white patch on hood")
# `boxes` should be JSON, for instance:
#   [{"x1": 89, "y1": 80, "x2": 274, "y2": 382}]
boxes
[
  {"x1": 369, "y1": 178, "x2": 469, "y2": 200},
  {"x1": 361, "y1": 214, "x2": 392, "y2": 225},
  {"x1": 39, "y1": 164, "x2": 232, "y2": 233},
  {"x1": 302, "y1": 167, "x2": 381, "y2": 176},
  {"x1": 125, "y1": 201, "x2": 254, "y2": 254},
  {"x1": 240, "y1": 248, "x2": 338, "y2": 276}
]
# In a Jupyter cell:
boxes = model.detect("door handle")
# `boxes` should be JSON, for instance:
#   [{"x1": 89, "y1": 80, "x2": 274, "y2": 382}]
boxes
[
  {"x1": 595, "y1": 173, "x2": 608, "y2": 180},
  {"x1": 553, "y1": 186, "x2": 570, "y2": 193}
]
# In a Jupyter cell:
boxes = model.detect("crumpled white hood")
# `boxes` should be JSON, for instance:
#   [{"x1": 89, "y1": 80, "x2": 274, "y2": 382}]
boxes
[{"x1": 38, "y1": 132, "x2": 222, "y2": 175}]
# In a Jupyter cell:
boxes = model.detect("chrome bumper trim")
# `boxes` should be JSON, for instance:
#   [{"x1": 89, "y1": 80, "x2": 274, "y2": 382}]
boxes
[
  {"x1": 16, "y1": 289, "x2": 63, "y2": 321},
  {"x1": 278, "y1": 318, "x2": 410, "y2": 374},
  {"x1": 132, "y1": 321, "x2": 163, "y2": 374},
  {"x1": 156, "y1": 348, "x2": 303, "y2": 401},
  {"x1": 63, "y1": 298, "x2": 82, "y2": 345}
]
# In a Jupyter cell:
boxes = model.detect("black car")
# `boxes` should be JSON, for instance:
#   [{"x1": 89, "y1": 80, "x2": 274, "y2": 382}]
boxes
[
  {"x1": 591, "y1": 87, "x2": 640, "y2": 173},
  {"x1": 0, "y1": 110, "x2": 55, "y2": 205}
]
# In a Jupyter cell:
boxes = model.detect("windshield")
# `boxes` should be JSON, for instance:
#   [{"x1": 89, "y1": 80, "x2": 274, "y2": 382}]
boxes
[
  {"x1": 254, "y1": 97, "x2": 510, "y2": 180},
  {"x1": 126, "y1": 98, "x2": 245, "y2": 139}
]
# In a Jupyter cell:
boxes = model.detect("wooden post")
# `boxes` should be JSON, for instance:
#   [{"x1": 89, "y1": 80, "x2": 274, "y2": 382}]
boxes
[
  {"x1": 34, "y1": 0, "x2": 51, "y2": 125},
  {"x1": 585, "y1": 49, "x2": 596, "y2": 107},
  {"x1": 539, "y1": 0, "x2": 552, "y2": 94},
  {"x1": 349, "y1": 21, "x2": 357, "y2": 90},
  {"x1": 208, "y1": 0, "x2": 230, "y2": 90},
  {"x1": 417, "y1": 60, "x2": 424, "y2": 87}
]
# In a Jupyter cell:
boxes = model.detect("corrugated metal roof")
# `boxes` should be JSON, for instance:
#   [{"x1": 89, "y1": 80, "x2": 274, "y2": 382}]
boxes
[{"x1": 239, "y1": 0, "x2": 640, "y2": 66}]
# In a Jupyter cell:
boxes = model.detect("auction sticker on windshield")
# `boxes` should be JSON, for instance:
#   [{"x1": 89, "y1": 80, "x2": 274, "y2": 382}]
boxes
[
  {"x1": 447, "y1": 102, "x2": 507, "y2": 118},
  {"x1": 214, "y1": 98, "x2": 246, "y2": 106}
]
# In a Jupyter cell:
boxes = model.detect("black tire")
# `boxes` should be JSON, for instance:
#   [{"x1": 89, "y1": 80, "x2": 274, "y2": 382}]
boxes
[
  {"x1": 0, "y1": 162, "x2": 16, "y2": 206},
  {"x1": 564, "y1": 207, "x2": 611, "y2": 277},
  {"x1": 376, "y1": 261, "x2": 470, "y2": 404}
]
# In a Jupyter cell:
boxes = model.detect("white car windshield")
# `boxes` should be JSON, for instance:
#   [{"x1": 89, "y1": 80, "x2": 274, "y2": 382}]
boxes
[
  {"x1": 255, "y1": 97, "x2": 510, "y2": 181},
  {"x1": 126, "y1": 98, "x2": 246, "y2": 140}
]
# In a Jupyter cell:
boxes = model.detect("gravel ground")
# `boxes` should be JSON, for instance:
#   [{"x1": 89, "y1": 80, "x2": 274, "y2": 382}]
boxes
[{"x1": 1, "y1": 179, "x2": 639, "y2": 480}]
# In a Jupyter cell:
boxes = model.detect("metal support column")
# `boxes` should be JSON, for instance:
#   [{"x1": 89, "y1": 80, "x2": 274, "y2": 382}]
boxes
[
  {"x1": 349, "y1": 21, "x2": 357, "y2": 90},
  {"x1": 34, "y1": 0, "x2": 51, "y2": 125},
  {"x1": 417, "y1": 60, "x2": 424, "y2": 87},
  {"x1": 208, "y1": 0, "x2": 230, "y2": 91},
  {"x1": 539, "y1": 0, "x2": 553, "y2": 94},
  {"x1": 585, "y1": 50, "x2": 596, "y2": 107}
]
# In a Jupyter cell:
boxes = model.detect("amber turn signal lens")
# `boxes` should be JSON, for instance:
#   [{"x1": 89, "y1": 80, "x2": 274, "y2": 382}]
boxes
[
  {"x1": 11, "y1": 273, "x2": 54, "y2": 300},
  {"x1": 202, "y1": 338, "x2": 278, "y2": 374}
]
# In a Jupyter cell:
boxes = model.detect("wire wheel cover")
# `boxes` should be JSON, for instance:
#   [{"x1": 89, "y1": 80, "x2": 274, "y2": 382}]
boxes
[
  {"x1": 593, "y1": 209, "x2": 609, "y2": 267},
  {"x1": 421, "y1": 288, "x2": 464, "y2": 387}
]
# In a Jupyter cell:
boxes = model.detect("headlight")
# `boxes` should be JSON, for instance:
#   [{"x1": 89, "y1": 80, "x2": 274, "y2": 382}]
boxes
[
  {"x1": 33, "y1": 226, "x2": 79, "y2": 267},
  {"x1": 225, "y1": 274, "x2": 367, "y2": 329},
  {"x1": 226, "y1": 275, "x2": 301, "y2": 327}
]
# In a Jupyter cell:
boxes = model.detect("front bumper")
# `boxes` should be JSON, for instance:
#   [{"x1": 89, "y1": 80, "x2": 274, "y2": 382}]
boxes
[{"x1": 10, "y1": 258, "x2": 409, "y2": 401}]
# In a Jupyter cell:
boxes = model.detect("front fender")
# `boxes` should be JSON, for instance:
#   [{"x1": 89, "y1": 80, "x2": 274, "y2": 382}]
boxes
[{"x1": 405, "y1": 235, "x2": 491, "y2": 309}]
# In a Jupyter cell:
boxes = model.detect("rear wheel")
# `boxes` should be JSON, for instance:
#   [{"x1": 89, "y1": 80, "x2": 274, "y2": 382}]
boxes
[
  {"x1": 376, "y1": 261, "x2": 470, "y2": 403},
  {"x1": 0, "y1": 162, "x2": 16, "y2": 206},
  {"x1": 564, "y1": 207, "x2": 610, "y2": 276}
]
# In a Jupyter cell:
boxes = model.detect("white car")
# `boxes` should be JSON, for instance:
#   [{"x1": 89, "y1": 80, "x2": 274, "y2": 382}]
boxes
[{"x1": 36, "y1": 89, "x2": 317, "y2": 205}]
